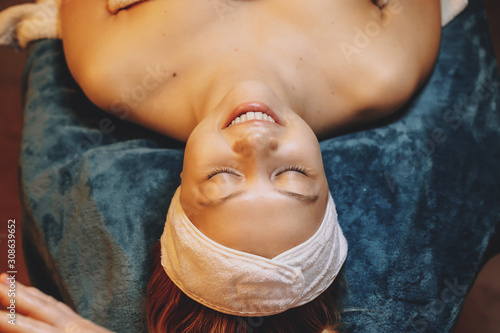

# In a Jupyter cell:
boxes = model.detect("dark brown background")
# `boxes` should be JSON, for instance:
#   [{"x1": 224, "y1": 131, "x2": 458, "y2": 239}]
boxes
[{"x1": 0, "y1": 1, "x2": 499, "y2": 331}]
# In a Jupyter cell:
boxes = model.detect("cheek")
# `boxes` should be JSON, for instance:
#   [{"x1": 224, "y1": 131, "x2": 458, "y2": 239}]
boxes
[
  {"x1": 187, "y1": 129, "x2": 226, "y2": 159},
  {"x1": 290, "y1": 141, "x2": 324, "y2": 169},
  {"x1": 298, "y1": 137, "x2": 323, "y2": 167},
  {"x1": 183, "y1": 139, "x2": 211, "y2": 173}
]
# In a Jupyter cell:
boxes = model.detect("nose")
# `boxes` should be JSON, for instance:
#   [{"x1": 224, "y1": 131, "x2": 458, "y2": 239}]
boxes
[{"x1": 232, "y1": 128, "x2": 279, "y2": 157}]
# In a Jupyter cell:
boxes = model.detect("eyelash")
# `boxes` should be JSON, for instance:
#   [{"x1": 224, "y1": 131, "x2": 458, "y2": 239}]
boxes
[
  {"x1": 275, "y1": 165, "x2": 308, "y2": 176},
  {"x1": 207, "y1": 165, "x2": 308, "y2": 179},
  {"x1": 207, "y1": 167, "x2": 236, "y2": 179}
]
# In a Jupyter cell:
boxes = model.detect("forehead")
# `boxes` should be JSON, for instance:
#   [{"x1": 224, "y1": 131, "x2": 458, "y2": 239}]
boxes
[{"x1": 181, "y1": 187, "x2": 329, "y2": 258}]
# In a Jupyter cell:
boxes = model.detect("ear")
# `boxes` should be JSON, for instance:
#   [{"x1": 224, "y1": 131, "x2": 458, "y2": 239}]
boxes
[{"x1": 180, "y1": 172, "x2": 183, "y2": 180}]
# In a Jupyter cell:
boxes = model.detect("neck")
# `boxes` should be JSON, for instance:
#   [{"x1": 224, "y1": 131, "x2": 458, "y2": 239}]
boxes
[{"x1": 192, "y1": 62, "x2": 303, "y2": 124}]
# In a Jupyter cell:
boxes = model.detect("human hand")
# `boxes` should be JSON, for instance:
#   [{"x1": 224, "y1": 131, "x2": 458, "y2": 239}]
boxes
[{"x1": 0, "y1": 273, "x2": 114, "y2": 333}]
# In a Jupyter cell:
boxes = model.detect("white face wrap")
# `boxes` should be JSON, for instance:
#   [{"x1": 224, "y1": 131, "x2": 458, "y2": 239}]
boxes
[{"x1": 160, "y1": 187, "x2": 348, "y2": 316}]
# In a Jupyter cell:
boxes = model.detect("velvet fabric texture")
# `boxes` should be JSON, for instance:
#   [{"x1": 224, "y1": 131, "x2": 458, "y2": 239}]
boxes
[{"x1": 19, "y1": 0, "x2": 499, "y2": 332}]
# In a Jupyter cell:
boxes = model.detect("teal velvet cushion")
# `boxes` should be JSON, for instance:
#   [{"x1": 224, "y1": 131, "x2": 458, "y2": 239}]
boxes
[{"x1": 20, "y1": 0, "x2": 500, "y2": 332}]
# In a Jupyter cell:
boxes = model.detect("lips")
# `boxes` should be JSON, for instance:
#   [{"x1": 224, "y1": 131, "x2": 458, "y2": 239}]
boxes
[{"x1": 223, "y1": 102, "x2": 284, "y2": 128}]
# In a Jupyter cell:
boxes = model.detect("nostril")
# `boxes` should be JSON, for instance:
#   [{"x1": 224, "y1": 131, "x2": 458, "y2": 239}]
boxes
[
  {"x1": 232, "y1": 140, "x2": 246, "y2": 154},
  {"x1": 269, "y1": 140, "x2": 278, "y2": 151}
]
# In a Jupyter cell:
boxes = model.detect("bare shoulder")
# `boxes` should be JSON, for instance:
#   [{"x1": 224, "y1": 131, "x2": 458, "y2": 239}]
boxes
[
  {"x1": 334, "y1": 0, "x2": 442, "y2": 119},
  {"x1": 370, "y1": 0, "x2": 442, "y2": 84},
  {"x1": 61, "y1": 0, "x2": 164, "y2": 109},
  {"x1": 60, "y1": 0, "x2": 185, "y2": 136},
  {"x1": 61, "y1": 0, "x2": 121, "y2": 109}
]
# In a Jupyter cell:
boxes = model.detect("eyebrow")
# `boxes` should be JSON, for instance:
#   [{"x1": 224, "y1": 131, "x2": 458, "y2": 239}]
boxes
[
  {"x1": 199, "y1": 189, "x2": 318, "y2": 207},
  {"x1": 276, "y1": 189, "x2": 319, "y2": 203},
  {"x1": 199, "y1": 191, "x2": 245, "y2": 207}
]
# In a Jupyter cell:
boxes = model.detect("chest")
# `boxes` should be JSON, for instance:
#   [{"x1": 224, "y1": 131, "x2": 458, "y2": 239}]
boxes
[{"x1": 106, "y1": 0, "x2": 400, "y2": 138}]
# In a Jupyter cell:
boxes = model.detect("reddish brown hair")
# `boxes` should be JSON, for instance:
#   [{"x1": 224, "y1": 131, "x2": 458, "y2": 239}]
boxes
[{"x1": 146, "y1": 241, "x2": 346, "y2": 333}]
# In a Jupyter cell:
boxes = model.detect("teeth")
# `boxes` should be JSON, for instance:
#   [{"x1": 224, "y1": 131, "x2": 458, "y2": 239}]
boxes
[{"x1": 229, "y1": 111, "x2": 277, "y2": 127}]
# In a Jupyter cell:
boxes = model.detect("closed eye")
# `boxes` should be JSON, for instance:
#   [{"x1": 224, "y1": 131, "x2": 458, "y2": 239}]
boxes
[
  {"x1": 207, "y1": 165, "x2": 308, "y2": 179},
  {"x1": 207, "y1": 167, "x2": 240, "y2": 179},
  {"x1": 275, "y1": 165, "x2": 308, "y2": 177}
]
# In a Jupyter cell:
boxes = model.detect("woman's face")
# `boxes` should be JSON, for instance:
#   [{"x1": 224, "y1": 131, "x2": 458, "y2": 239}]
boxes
[{"x1": 180, "y1": 81, "x2": 329, "y2": 259}]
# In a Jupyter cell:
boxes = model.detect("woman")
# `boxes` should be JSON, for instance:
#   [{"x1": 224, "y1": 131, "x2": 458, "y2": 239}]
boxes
[
  {"x1": 61, "y1": 2, "x2": 440, "y2": 330},
  {"x1": 0, "y1": 0, "x2": 449, "y2": 332}
]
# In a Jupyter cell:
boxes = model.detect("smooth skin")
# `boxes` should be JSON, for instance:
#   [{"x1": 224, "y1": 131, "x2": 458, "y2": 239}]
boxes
[
  {"x1": 2, "y1": 0, "x2": 442, "y2": 331},
  {"x1": 61, "y1": 0, "x2": 441, "y2": 141},
  {"x1": 179, "y1": 81, "x2": 331, "y2": 259}
]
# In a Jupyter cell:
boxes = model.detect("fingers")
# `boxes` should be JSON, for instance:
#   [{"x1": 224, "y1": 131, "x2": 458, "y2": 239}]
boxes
[
  {"x1": 0, "y1": 274, "x2": 77, "y2": 328},
  {"x1": 0, "y1": 310, "x2": 63, "y2": 333}
]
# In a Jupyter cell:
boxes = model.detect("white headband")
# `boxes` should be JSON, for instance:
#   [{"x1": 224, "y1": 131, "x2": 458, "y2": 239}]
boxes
[{"x1": 160, "y1": 187, "x2": 348, "y2": 316}]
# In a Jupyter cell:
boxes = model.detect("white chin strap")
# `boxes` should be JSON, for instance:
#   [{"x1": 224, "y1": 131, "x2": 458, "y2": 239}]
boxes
[{"x1": 160, "y1": 187, "x2": 348, "y2": 316}]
